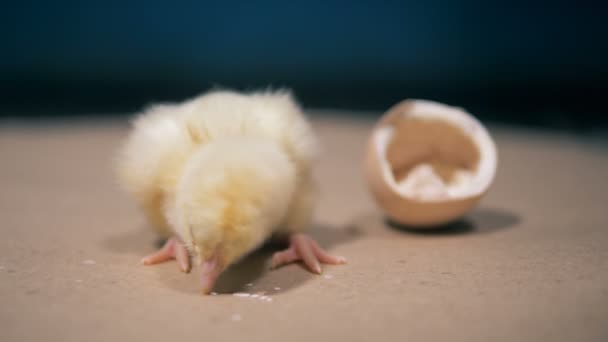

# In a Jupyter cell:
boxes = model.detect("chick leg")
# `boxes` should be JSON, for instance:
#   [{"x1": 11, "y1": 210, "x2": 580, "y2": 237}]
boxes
[
  {"x1": 271, "y1": 234, "x2": 346, "y2": 274},
  {"x1": 141, "y1": 236, "x2": 191, "y2": 273}
]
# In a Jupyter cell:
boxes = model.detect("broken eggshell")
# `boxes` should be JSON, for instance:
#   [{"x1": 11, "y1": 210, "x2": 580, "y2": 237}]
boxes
[{"x1": 364, "y1": 99, "x2": 498, "y2": 227}]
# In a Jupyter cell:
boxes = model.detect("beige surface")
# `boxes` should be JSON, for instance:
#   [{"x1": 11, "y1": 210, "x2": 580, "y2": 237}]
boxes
[{"x1": 1, "y1": 113, "x2": 607, "y2": 342}]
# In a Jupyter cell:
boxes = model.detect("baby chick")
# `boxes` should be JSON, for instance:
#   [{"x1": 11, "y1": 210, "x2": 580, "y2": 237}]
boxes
[{"x1": 116, "y1": 89, "x2": 346, "y2": 293}]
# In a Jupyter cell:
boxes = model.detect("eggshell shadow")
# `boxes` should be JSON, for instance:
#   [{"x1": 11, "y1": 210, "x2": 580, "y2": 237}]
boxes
[{"x1": 386, "y1": 206, "x2": 521, "y2": 236}]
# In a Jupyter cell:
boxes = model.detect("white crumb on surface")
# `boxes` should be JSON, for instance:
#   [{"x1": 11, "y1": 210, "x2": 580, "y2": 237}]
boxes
[
  {"x1": 231, "y1": 314, "x2": 242, "y2": 322},
  {"x1": 246, "y1": 283, "x2": 253, "y2": 287},
  {"x1": 323, "y1": 274, "x2": 334, "y2": 279},
  {"x1": 82, "y1": 259, "x2": 96, "y2": 265},
  {"x1": 233, "y1": 292, "x2": 273, "y2": 302},
  {"x1": 210, "y1": 292, "x2": 218, "y2": 296},
  {"x1": 274, "y1": 287, "x2": 281, "y2": 290}
]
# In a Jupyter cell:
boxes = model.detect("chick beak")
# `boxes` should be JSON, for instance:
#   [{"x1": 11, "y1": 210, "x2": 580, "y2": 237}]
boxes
[{"x1": 200, "y1": 255, "x2": 222, "y2": 294}]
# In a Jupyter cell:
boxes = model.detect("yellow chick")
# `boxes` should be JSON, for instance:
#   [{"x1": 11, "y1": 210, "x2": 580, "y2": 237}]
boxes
[{"x1": 116, "y1": 89, "x2": 346, "y2": 293}]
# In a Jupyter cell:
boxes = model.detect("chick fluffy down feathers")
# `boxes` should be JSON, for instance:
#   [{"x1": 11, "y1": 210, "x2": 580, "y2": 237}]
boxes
[{"x1": 116, "y1": 89, "x2": 318, "y2": 267}]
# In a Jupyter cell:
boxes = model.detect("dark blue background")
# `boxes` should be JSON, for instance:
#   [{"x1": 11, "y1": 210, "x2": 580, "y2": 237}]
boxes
[{"x1": 2, "y1": 1, "x2": 606, "y2": 130}]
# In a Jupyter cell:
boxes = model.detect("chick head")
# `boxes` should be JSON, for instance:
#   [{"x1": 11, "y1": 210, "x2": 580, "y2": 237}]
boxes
[{"x1": 170, "y1": 137, "x2": 296, "y2": 293}]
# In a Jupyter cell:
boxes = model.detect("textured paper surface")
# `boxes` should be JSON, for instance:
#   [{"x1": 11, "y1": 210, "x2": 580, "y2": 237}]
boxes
[{"x1": 1, "y1": 114, "x2": 607, "y2": 342}]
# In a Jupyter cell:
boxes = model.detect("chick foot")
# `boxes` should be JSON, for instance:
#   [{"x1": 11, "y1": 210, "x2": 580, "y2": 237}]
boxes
[
  {"x1": 271, "y1": 233, "x2": 346, "y2": 274},
  {"x1": 141, "y1": 236, "x2": 191, "y2": 273}
]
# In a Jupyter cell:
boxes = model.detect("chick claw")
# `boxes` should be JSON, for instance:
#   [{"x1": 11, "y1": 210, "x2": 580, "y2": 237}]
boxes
[
  {"x1": 271, "y1": 233, "x2": 346, "y2": 274},
  {"x1": 141, "y1": 237, "x2": 191, "y2": 273}
]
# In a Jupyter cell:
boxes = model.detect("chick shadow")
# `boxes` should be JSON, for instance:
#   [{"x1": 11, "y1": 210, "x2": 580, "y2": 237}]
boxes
[
  {"x1": 101, "y1": 222, "x2": 363, "y2": 296},
  {"x1": 207, "y1": 223, "x2": 363, "y2": 295},
  {"x1": 384, "y1": 207, "x2": 521, "y2": 236}
]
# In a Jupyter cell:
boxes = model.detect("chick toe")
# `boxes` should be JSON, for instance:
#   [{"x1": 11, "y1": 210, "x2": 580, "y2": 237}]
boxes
[
  {"x1": 270, "y1": 234, "x2": 346, "y2": 274},
  {"x1": 141, "y1": 236, "x2": 191, "y2": 273}
]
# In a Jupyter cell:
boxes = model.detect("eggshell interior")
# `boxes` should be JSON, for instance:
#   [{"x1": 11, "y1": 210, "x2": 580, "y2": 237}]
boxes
[{"x1": 386, "y1": 117, "x2": 480, "y2": 200}]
